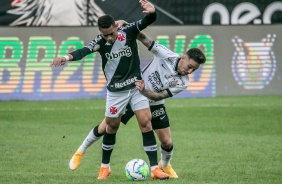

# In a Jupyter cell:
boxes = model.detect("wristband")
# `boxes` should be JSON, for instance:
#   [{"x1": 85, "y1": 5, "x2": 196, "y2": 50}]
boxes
[{"x1": 63, "y1": 55, "x2": 70, "y2": 61}]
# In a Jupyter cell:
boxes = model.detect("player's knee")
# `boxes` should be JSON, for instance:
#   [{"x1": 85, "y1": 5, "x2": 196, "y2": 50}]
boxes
[
  {"x1": 98, "y1": 125, "x2": 106, "y2": 134},
  {"x1": 105, "y1": 118, "x2": 120, "y2": 132},
  {"x1": 161, "y1": 139, "x2": 172, "y2": 148},
  {"x1": 107, "y1": 123, "x2": 120, "y2": 132},
  {"x1": 138, "y1": 119, "x2": 152, "y2": 131}
]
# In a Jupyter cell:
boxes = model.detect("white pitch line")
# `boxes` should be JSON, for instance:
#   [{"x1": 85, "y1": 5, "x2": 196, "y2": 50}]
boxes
[
  {"x1": 168, "y1": 103, "x2": 280, "y2": 108},
  {"x1": 0, "y1": 106, "x2": 105, "y2": 111},
  {"x1": 0, "y1": 103, "x2": 280, "y2": 111}
]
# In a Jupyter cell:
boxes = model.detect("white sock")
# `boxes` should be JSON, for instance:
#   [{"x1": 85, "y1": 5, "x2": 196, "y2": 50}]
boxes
[
  {"x1": 101, "y1": 163, "x2": 110, "y2": 168},
  {"x1": 77, "y1": 128, "x2": 102, "y2": 153},
  {"x1": 160, "y1": 146, "x2": 173, "y2": 167},
  {"x1": 151, "y1": 165, "x2": 158, "y2": 171}
]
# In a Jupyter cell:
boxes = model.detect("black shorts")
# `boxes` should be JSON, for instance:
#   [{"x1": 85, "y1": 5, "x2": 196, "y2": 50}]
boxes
[{"x1": 121, "y1": 104, "x2": 170, "y2": 130}]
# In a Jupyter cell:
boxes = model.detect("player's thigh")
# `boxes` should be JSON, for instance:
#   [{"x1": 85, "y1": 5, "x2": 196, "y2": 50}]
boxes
[
  {"x1": 130, "y1": 89, "x2": 149, "y2": 112},
  {"x1": 105, "y1": 90, "x2": 130, "y2": 118},
  {"x1": 134, "y1": 107, "x2": 151, "y2": 123},
  {"x1": 130, "y1": 89, "x2": 151, "y2": 127}
]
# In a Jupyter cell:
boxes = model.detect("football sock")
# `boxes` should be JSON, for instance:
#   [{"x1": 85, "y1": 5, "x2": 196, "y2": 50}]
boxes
[
  {"x1": 102, "y1": 132, "x2": 116, "y2": 164},
  {"x1": 101, "y1": 163, "x2": 110, "y2": 168},
  {"x1": 78, "y1": 125, "x2": 103, "y2": 153},
  {"x1": 160, "y1": 144, "x2": 174, "y2": 167},
  {"x1": 142, "y1": 130, "x2": 158, "y2": 167}
]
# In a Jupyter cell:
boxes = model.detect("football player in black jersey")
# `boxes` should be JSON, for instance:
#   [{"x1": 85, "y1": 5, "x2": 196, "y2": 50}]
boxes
[{"x1": 52, "y1": 0, "x2": 169, "y2": 181}]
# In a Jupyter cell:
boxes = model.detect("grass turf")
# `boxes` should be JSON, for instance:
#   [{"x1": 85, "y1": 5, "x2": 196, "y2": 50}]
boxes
[{"x1": 0, "y1": 96, "x2": 281, "y2": 184}]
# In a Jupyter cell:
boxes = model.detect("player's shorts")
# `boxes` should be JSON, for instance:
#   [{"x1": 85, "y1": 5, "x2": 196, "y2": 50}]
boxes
[
  {"x1": 121, "y1": 104, "x2": 170, "y2": 130},
  {"x1": 105, "y1": 88, "x2": 149, "y2": 118}
]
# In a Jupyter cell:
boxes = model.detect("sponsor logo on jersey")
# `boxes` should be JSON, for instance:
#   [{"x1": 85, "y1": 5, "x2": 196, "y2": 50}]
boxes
[
  {"x1": 105, "y1": 45, "x2": 132, "y2": 59},
  {"x1": 114, "y1": 76, "x2": 138, "y2": 89},
  {"x1": 152, "y1": 107, "x2": 165, "y2": 118},
  {"x1": 148, "y1": 71, "x2": 163, "y2": 92}
]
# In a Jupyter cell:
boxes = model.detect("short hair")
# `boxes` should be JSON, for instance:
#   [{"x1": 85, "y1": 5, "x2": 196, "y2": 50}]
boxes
[
  {"x1": 98, "y1": 14, "x2": 115, "y2": 29},
  {"x1": 186, "y1": 48, "x2": 206, "y2": 64}
]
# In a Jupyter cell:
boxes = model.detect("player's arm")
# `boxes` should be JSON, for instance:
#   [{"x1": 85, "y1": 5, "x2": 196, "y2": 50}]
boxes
[
  {"x1": 135, "y1": 80, "x2": 171, "y2": 101},
  {"x1": 137, "y1": 0, "x2": 157, "y2": 31},
  {"x1": 137, "y1": 31, "x2": 179, "y2": 60},
  {"x1": 142, "y1": 89, "x2": 170, "y2": 101},
  {"x1": 137, "y1": 31, "x2": 153, "y2": 48},
  {"x1": 51, "y1": 38, "x2": 100, "y2": 67},
  {"x1": 51, "y1": 47, "x2": 92, "y2": 67},
  {"x1": 120, "y1": 1, "x2": 155, "y2": 36}
]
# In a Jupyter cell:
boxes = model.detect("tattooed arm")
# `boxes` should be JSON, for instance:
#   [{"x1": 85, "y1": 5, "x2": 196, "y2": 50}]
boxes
[
  {"x1": 135, "y1": 80, "x2": 170, "y2": 101},
  {"x1": 136, "y1": 32, "x2": 171, "y2": 101},
  {"x1": 137, "y1": 32, "x2": 154, "y2": 48}
]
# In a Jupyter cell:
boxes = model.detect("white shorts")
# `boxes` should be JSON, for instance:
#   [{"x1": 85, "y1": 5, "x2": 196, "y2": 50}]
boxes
[{"x1": 105, "y1": 87, "x2": 149, "y2": 118}]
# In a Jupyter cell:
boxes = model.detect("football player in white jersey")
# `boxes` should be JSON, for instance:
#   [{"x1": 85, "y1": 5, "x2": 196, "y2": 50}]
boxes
[
  {"x1": 122, "y1": 32, "x2": 206, "y2": 178},
  {"x1": 52, "y1": 0, "x2": 169, "y2": 181},
  {"x1": 68, "y1": 31, "x2": 206, "y2": 179}
]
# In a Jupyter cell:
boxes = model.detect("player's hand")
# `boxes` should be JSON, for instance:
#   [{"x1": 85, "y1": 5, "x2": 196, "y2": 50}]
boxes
[
  {"x1": 51, "y1": 57, "x2": 67, "y2": 67},
  {"x1": 139, "y1": 0, "x2": 155, "y2": 14},
  {"x1": 115, "y1": 20, "x2": 129, "y2": 28},
  {"x1": 135, "y1": 80, "x2": 145, "y2": 92}
]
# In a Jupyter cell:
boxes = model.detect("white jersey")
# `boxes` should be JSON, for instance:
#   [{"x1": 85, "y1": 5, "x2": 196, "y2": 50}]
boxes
[{"x1": 142, "y1": 41, "x2": 189, "y2": 106}]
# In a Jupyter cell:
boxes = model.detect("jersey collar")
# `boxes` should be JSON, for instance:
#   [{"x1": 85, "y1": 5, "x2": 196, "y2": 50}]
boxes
[{"x1": 175, "y1": 57, "x2": 181, "y2": 74}]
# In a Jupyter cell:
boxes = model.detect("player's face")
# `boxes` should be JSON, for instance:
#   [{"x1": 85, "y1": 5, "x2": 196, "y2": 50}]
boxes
[
  {"x1": 99, "y1": 25, "x2": 118, "y2": 44},
  {"x1": 178, "y1": 55, "x2": 200, "y2": 76}
]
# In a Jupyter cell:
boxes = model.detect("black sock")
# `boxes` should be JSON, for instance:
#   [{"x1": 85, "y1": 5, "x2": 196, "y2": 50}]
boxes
[
  {"x1": 142, "y1": 130, "x2": 158, "y2": 166},
  {"x1": 102, "y1": 132, "x2": 116, "y2": 164},
  {"x1": 93, "y1": 125, "x2": 104, "y2": 137},
  {"x1": 161, "y1": 144, "x2": 173, "y2": 152}
]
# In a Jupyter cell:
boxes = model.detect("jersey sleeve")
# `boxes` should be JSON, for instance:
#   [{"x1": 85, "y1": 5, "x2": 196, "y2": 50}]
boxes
[
  {"x1": 119, "y1": 11, "x2": 157, "y2": 36},
  {"x1": 137, "y1": 11, "x2": 157, "y2": 31},
  {"x1": 148, "y1": 41, "x2": 179, "y2": 59},
  {"x1": 69, "y1": 36, "x2": 102, "y2": 61}
]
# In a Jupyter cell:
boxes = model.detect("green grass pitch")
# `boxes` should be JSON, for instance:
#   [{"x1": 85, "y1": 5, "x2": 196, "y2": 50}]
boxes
[{"x1": 0, "y1": 96, "x2": 282, "y2": 184}]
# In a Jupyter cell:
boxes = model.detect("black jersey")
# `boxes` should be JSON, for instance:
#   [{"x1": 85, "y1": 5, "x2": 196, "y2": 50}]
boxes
[
  {"x1": 88, "y1": 24, "x2": 141, "y2": 92},
  {"x1": 70, "y1": 13, "x2": 157, "y2": 92}
]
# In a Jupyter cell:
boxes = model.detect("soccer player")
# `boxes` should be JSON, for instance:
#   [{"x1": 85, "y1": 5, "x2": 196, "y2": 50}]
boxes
[
  {"x1": 51, "y1": 0, "x2": 169, "y2": 180},
  {"x1": 69, "y1": 31, "x2": 206, "y2": 178}
]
